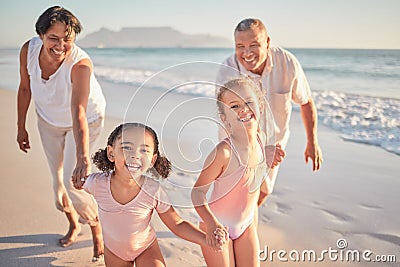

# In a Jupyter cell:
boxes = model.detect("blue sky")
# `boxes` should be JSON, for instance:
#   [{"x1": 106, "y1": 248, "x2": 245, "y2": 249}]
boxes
[{"x1": 0, "y1": 0, "x2": 399, "y2": 48}]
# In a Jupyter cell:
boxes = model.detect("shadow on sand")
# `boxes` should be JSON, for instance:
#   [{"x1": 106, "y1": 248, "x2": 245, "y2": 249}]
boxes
[{"x1": 0, "y1": 234, "x2": 92, "y2": 267}]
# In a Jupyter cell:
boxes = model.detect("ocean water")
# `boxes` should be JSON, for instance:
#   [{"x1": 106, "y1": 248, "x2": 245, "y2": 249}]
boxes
[{"x1": 1, "y1": 47, "x2": 399, "y2": 155}]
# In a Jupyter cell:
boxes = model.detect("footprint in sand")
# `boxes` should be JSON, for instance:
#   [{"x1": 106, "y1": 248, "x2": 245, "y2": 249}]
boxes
[
  {"x1": 158, "y1": 241, "x2": 173, "y2": 258},
  {"x1": 191, "y1": 249, "x2": 202, "y2": 258},
  {"x1": 179, "y1": 246, "x2": 203, "y2": 258},
  {"x1": 326, "y1": 228, "x2": 349, "y2": 236},
  {"x1": 310, "y1": 200, "x2": 322, "y2": 207},
  {"x1": 364, "y1": 232, "x2": 400, "y2": 247},
  {"x1": 358, "y1": 203, "x2": 383, "y2": 210},
  {"x1": 275, "y1": 202, "x2": 292, "y2": 215},
  {"x1": 261, "y1": 214, "x2": 272, "y2": 223},
  {"x1": 320, "y1": 209, "x2": 352, "y2": 224}
]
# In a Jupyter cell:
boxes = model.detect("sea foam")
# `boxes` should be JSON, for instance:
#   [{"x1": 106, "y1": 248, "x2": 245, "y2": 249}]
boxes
[{"x1": 312, "y1": 91, "x2": 400, "y2": 155}]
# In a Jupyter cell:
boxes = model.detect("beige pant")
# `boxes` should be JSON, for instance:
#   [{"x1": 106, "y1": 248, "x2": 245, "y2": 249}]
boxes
[
  {"x1": 37, "y1": 114, "x2": 103, "y2": 225},
  {"x1": 263, "y1": 165, "x2": 279, "y2": 195}
]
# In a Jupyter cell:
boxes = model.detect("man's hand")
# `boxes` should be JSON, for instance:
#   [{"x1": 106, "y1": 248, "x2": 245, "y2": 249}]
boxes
[{"x1": 304, "y1": 142, "x2": 323, "y2": 171}]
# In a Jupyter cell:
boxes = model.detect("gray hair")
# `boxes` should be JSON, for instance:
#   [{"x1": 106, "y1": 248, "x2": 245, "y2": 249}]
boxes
[{"x1": 234, "y1": 18, "x2": 267, "y2": 35}]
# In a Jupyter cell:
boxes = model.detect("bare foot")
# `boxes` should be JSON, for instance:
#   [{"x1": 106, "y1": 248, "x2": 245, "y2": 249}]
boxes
[
  {"x1": 58, "y1": 223, "x2": 81, "y2": 247},
  {"x1": 91, "y1": 224, "x2": 104, "y2": 262}
]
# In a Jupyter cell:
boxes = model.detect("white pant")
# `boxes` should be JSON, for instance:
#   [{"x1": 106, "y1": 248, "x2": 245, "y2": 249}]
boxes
[
  {"x1": 37, "y1": 114, "x2": 103, "y2": 225},
  {"x1": 263, "y1": 165, "x2": 279, "y2": 195}
]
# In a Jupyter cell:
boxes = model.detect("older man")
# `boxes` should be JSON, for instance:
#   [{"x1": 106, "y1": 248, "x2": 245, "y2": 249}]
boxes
[{"x1": 216, "y1": 18, "x2": 323, "y2": 206}]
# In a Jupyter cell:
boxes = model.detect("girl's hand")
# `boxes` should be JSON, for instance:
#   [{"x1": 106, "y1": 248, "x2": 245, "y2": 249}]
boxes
[
  {"x1": 206, "y1": 222, "x2": 227, "y2": 252},
  {"x1": 265, "y1": 143, "x2": 286, "y2": 168},
  {"x1": 214, "y1": 226, "x2": 229, "y2": 250}
]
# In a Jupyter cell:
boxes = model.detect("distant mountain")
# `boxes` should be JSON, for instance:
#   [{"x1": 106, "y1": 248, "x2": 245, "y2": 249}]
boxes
[{"x1": 77, "y1": 27, "x2": 232, "y2": 48}]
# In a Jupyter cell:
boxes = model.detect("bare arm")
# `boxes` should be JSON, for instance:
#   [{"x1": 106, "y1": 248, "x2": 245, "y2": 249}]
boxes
[
  {"x1": 158, "y1": 207, "x2": 226, "y2": 252},
  {"x1": 71, "y1": 58, "x2": 92, "y2": 184},
  {"x1": 300, "y1": 99, "x2": 323, "y2": 171},
  {"x1": 158, "y1": 207, "x2": 208, "y2": 245},
  {"x1": 17, "y1": 41, "x2": 32, "y2": 153},
  {"x1": 191, "y1": 143, "x2": 229, "y2": 247}
]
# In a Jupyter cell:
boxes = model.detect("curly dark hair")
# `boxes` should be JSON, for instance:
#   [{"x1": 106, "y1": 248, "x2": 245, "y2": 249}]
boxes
[
  {"x1": 92, "y1": 123, "x2": 172, "y2": 179},
  {"x1": 35, "y1": 6, "x2": 82, "y2": 37}
]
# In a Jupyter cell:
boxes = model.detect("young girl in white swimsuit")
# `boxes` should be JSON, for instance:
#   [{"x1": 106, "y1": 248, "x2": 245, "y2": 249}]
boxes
[{"x1": 74, "y1": 122, "x2": 227, "y2": 266}]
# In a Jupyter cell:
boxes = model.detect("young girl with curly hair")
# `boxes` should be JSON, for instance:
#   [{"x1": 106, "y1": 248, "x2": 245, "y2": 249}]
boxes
[{"x1": 74, "y1": 122, "x2": 226, "y2": 266}]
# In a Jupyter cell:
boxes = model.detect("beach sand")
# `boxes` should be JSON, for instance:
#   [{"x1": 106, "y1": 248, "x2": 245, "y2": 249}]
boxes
[{"x1": 0, "y1": 86, "x2": 399, "y2": 267}]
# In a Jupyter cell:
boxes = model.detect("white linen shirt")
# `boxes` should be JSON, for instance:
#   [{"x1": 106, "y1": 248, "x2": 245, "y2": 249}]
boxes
[{"x1": 216, "y1": 46, "x2": 311, "y2": 147}]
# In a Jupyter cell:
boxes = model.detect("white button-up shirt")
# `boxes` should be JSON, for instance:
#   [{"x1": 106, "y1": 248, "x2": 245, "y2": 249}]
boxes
[{"x1": 216, "y1": 46, "x2": 311, "y2": 147}]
